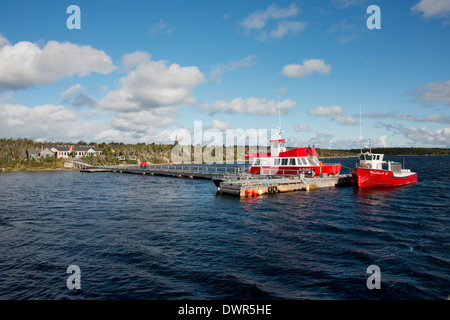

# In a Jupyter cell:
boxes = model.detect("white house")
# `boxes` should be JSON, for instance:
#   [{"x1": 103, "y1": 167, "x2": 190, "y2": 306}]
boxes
[{"x1": 47, "y1": 145, "x2": 103, "y2": 159}]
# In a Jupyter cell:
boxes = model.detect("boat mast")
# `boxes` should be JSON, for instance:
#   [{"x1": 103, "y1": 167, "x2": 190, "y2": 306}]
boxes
[
  {"x1": 359, "y1": 104, "x2": 363, "y2": 153},
  {"x1": 277, "y1": 93, "x2": 282, "y2": 140}
]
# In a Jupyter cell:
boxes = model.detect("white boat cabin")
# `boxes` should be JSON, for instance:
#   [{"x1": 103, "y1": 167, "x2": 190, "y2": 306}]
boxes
[
  {"x1": 252, "y1": 156, "x2": 319, "y2": 167},
  {"x1": 358, "y1": 152, "x2": 384, "y2": 169},
  {"x1": 358, "y1": 151, "x2": 407, "y2": 174}
]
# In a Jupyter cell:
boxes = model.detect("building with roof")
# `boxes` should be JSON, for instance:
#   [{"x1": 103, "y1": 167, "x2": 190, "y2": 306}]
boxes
[
  {"x1": 46, "y1": 145, "x2": 103, "y2": 159},
  {"x1": 26, "y1": 147, "x2": 56, "y2": 159},
  {"x1": 26, "y1": 148, "x2": 43, "y2": 159}
]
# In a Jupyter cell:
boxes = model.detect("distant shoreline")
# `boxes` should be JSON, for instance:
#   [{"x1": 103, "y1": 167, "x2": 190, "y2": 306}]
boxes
[
  {"x1": 0, "y1": 167, "x2": 79, "y2": 173},
  {"x1": 2, "y1": 154, "x2": 449, "y2": 174}
]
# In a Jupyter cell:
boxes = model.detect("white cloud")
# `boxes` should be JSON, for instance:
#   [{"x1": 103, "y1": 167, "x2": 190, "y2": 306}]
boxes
[
  {"x1": 294, "y1": 123, "x2": 310, "y2": 132},
  {"x1": 384, "y1": 124, "x2": 450, "y2": 147},
  {"x1": 287, "y1": 130, "x2": 360, "y2": 149},
  {"x1": 0, "y1": 103, "x2": 78, "y2": 124},
  {"x1": 98, "y1": 53, "x2": 204, "y2": 111},
  {"x1": 110, "y1": 110, "x2": 176, "y2": 132},
  {"x1": 241, "y1": 3, "x2": 299, "y2": 31},
  {"x1": 327, "y1": 19, "x2": 360, "y2": 44},
  {"x1": 363, "y1": 111, "x2": 450, "y2": 124},
  {"x1": 0, "y1": 36, "x2": 115, "y2": 90},
  {"x1": 210, "y1": 119, "x2": 232, "y2": 131},
  {"x1": 0, "y1": 98, "x2": 180, "y2": 144},
  {"x1": 149, "y1": 19, "x2": 176, "y2": 35},
  {"x1": 412, "y1": 0, "x2": 450, "y2": 18},
  {"x1": 267, "y1": 21, "x2": 306, "y2": 39},
  {"x1": 61, "y1": 84, "x2": 83, "y2": 100},
  {"x1": 240, "y1": 3, "x2": 305, "y2": 41},
  {"x1": 332, "y1": 114, "x2": 357, "y2": 126},
  {"x1": 0, "y1": 34, "x2": 9, "y2": 47},
  {"x1": 377, "y1": 135, "x2": 389, "y2": 147},
  {"x1": 332, "y1": 0, "x2": 367, "y2": 9},
  {"x1": 423, "y1": 113, "x2": 450, "y2": 124},
  {"x1": 0, "y1": 101, "x2": 85, "y2": 141},
  {"x1": 308, "y1": 105, "x2": 343, "y2": 116},
  {"x1": 209, "y1": 55, "x2": 258, "y2": 83},
  {"x1": 308, "y1": 105, "x2": 356, "y2": 126},
  {"x1": 281, "y1": 59, "x2": 331, "y2": 78},
  {"x1": 61, "y1": 83, "x2": 97, "y2": 108},
  {"x1": 202, "y1": 97, "x2": 299, "y2": 115},
  {"x1": 121, "y1": 51, "x2": 151, "y2": 72},
  {"x1": 411, "y1": 80, "x2": 450, "y2": 106},
  {"x1": 92, "y1": 127, "x2": 176, "y2": 144}
]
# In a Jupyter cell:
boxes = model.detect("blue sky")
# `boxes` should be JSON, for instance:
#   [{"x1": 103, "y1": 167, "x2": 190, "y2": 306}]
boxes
[{"x1": 0, "y1": 0, "x2": 449, "y2": 148}]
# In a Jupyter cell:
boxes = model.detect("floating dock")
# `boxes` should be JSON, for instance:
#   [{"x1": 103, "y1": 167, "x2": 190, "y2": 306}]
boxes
[
  {"x1": 78, "y1": 162, "x2": 355, "y2": 196},
  {"x1": 216, "y1": 173, "x2": 354, "y2": 197}
]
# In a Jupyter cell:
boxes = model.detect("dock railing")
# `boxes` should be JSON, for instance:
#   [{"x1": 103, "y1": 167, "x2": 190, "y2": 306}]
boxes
[
  {"x1": 76, "y1": 160, "x2": 250, "y2": 177},
  {"x1": 138, "y1": 164, "x2": 243, "y2": 175}
]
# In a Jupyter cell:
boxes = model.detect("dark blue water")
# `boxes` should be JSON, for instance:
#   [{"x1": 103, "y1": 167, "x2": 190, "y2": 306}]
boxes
[{"x1": 0, "y1": 156, "x2": 448, "y2": 300}]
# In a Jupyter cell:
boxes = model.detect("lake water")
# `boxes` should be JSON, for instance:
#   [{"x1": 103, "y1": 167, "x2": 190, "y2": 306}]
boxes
[{"x1": 0, "y1": 156, "x2": 448, "y2": 300}]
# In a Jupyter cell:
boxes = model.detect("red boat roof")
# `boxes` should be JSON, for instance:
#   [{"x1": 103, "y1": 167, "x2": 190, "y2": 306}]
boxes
[
  {"x1": 245, "y1": 147, "x2": 318, "y2": 158},
  {"x1": 279, "y1": 147, "x2": 318, "y2": 157},
  {"x1": 269, "y1": 139, "x2": 285, "y2": 142}
]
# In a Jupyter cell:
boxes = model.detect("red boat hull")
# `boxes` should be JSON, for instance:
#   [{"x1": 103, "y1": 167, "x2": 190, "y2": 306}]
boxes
[
  {"x1": 350, "y1": 168, "x2": 417, "y2": 188},
  {"x1": 250, "y1": 164, "x2": 342, "y2": 177}
]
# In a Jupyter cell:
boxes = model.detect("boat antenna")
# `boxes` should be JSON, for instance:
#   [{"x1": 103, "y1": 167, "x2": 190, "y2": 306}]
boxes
[
  {"x1": 359, "y1": 104, "x2": 363, "y2": 153},
  {"x1": 277, "y1": 93, "x2": 282, "y2": 139}
]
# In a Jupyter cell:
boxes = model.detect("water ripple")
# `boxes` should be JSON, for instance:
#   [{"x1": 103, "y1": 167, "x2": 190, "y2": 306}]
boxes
[{"x1": 0, "y1": 156, "x2": 449, "y2": 299}]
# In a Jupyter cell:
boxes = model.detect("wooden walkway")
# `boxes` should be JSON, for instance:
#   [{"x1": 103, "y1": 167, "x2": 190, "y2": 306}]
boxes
[{"x1": 80, "y1": 163, "x2": 244, "y2": 180}]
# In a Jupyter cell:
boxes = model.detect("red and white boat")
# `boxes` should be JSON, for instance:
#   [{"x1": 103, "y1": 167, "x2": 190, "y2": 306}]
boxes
[
  {"x1": 350, "y1": 151, "x2": 417, "y2": 188},
  {"x1": 245, "y1": 130, "x2": 342, "y2": 177}
]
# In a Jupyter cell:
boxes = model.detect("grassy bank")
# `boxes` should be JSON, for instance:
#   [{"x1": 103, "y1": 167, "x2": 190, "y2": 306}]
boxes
[{"x1": 0, "y1": 158, "x2": 71, "y2": 173}]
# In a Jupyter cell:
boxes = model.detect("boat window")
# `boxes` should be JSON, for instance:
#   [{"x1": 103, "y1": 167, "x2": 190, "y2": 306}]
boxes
[
  {"x1": 289, "y1": 158, "x2": 296, "y2": 165},
  {"x1": 366, "y1": 154, "x2": 372, "y2": 160},
  {"x1": 360, "y1": 155, "x2": 365, "y2": 161},
  {"x1": 281, "y1": 158, "x2": 288, "y2": 166},
  {"x1": 253, "y1": 159, "x2": 260, "y2": 166},
  {"x1": 274, "y1": 159, "x2": 280, "y2": 166},
  {"x1": 301, "y1": 158, "x2": 307, "y2": 165}
]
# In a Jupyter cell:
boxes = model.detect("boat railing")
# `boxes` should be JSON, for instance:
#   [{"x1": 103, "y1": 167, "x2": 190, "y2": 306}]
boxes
[
  {"x1": 389, "y1": 162, "x2": 402, "y2": 174},
  {"x1": 261, "y1": 168, "x2": 315, "y2": 176}
]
